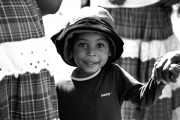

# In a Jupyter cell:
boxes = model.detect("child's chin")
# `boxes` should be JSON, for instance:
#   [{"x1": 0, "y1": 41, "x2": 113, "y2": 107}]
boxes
[{"x1": 85, "y1": 68, "x2": 100, "y2": 74}]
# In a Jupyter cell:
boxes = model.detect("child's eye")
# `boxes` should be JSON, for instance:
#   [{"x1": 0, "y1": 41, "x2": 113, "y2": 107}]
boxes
[
  {"x1": 97, "y1": 43, "x2": 104, "y2": 48},
  {"x1": 79, "y1": 43, "x2": 87, "y2": 47}
]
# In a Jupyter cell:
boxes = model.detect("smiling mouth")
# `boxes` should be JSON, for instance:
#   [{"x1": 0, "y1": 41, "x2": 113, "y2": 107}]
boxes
[{"x1": 84, "y1": 61, "x2": 98, "y2": 66}]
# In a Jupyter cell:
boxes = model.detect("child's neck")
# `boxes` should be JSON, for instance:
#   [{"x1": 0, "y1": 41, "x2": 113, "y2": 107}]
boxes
[{"x1": 71, "y1": 68, "x2": 101, "y2": 80}]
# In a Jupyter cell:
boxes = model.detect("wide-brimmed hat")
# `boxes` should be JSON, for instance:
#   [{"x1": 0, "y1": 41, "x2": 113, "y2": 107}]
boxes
[{"x1": 51, "y1": 6, "x2": 124, "y2": 67}]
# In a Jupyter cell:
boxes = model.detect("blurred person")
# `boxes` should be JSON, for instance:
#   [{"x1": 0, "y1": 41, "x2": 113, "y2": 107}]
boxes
[{"x1": 0, "y1": 0, "x2": 62, "y2": 119}]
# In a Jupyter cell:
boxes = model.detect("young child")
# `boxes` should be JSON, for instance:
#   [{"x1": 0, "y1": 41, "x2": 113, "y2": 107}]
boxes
[{"x1": 51, "y1": 7, "x2": 180, "y2": 120}]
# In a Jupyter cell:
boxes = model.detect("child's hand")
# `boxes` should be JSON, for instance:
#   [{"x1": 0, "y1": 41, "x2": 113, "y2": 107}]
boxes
[
  {"x1": 108, "y1": 0, "x2": 126, "y2": 5},
  {"x1": 168, "y1": 63, "x2": 180, "y2": 83}
]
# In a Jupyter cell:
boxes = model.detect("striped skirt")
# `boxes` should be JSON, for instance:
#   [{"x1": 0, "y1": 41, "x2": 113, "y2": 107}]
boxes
[{"x1": 106, "y1": 2, "x2": 180, "y2": 120}]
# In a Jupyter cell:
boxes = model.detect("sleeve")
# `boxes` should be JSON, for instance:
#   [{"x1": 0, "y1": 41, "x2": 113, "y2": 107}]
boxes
[
  {"x1": 56, "y1": 85, "x2": 63, "y2": 118},
  {"x1": 56, "y1": 82, "x2": 65, "y2": 119},
  {"x1": 115, "y1": 64, "x2": 166, "y2": 108}
]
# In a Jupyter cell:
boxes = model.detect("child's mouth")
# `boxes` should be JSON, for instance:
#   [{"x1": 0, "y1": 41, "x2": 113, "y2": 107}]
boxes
[{"x1": 84, "y1": 61, "x2": 98, "y2": 67}]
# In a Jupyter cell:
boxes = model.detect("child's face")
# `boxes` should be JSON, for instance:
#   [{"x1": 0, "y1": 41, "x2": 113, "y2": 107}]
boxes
[{"x1": 72, "y1": 32, "x2": 111, "y2": 77}]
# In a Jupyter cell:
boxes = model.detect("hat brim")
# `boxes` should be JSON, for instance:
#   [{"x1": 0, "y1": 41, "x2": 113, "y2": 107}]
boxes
[{"x1": 51, "y1": 19, "x2": 124, "y2": 67}]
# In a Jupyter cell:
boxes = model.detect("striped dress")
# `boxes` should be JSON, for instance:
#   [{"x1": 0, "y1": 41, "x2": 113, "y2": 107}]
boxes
[
  {"x1": 103, "y1": 1, "x2": 180, "y2": 120},
  {"x1": 0, "y1": 0, "x2": 59, "y2": 119}
]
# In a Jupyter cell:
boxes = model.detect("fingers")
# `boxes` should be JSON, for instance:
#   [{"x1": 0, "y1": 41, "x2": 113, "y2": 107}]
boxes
[
  {"x1": 164, "y1": 0, "x2": 179, "y2": 6},
  {"x1": 166, "y1": 64, "x2": 180, "y2": 83},
  {"x1": 81, "y1": 0, "x2": 88, "y2": 7},
  {"x1": 155, "y1": 62, "x2": 180, "y2": 84},
  {"x1": 116, "y1": 0, "x2": 126, "y2": 5},
  {"x1": 169, "y1": 64, "x2": 180, "y2": 80},
  {"x1": 169, "y1": 68, "x2": 179, "y2": 78},
  {"x1": 169, "y1": 64, "x2": 178, "y2": 77},
  {"x1": 109, "y1": 0, "x2": 116, "y2": 4},
  {"x1": 162, "y1": 60, "x2": 171, "y2": 82},
  {"x1": 156, "y1": 56, "x2": 173, "y2": 82},
  {"x1": 174, "y1": 64, "x2": 180, "y2": 73},
  {"x1": 151, "y1": 66, "x2": 157, "y2": 79},
  {"x1": 155, "y1": 58, "x2": 170, "y2": 81},
  {"x1": 159, "y1": 0, "x2": 179, "y2": 6},
  {"x1": 159, "y1": 0, "x2": 169, "y2": 4},
  {"x1": 169, "y1": 75, "x2": 177, "y2": 83},
  {"x1": 153, "y1": 50, "x2": 180, "y2": 83}
]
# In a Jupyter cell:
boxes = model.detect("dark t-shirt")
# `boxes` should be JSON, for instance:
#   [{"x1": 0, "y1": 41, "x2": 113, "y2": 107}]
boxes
[{"x1": 56, "y1": 64, "x2": 164, "y2": 120}]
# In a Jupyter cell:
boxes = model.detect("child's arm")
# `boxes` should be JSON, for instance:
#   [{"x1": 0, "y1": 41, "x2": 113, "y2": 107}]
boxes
[
  {"x1": 118, "y1": 65, "x2": 165, "y2": 108},
  {"x1": 117, "y1": 62, "x2": 179, "y2": 108}
]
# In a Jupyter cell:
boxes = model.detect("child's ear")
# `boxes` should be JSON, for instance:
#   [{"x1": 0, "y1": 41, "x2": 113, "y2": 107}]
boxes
[
  {"x1": 70, "y1": 51, "x2": 73, "y2": 58},
  {"x1": 109, "y1": 51, "x2": 112, "y2": 56}
]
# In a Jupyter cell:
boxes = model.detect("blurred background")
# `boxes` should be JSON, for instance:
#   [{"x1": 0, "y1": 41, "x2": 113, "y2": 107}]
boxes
[{"x1": 42, "y1": 0, "x2": 180, "y2": 82}]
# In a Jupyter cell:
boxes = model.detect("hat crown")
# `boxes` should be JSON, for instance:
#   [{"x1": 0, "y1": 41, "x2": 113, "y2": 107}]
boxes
[{"x1": 70, "y1": 7, "x2": 115, "y2": 30}]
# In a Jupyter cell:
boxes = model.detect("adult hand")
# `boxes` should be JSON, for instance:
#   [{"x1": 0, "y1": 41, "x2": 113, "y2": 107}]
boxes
[
  {"x1": 108, "y1": 0, "x2": 126, "y2": 5},
  {"x1": 36, "y1": 0, "x2": 63, "y2": 16},
  {"x1": 169, "y1": 63, "x2": 180, "y2": 83},
  {"x1": 159, "y1": 0, "x2": 179, "y2": 6},
  {"x1": 81, "y1": 0, "x2": 88, "y2": 7},
  {"x1": 154, "y1": 50, "x2": 180, "y2": 83}
]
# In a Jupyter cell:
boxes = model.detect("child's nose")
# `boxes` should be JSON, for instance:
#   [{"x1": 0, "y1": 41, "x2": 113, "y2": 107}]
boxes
[{"x1": 87, "y1": 48, "x2": 97, "y2": 57}]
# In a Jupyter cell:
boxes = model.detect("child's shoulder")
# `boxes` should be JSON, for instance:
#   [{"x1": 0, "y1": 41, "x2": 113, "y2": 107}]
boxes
[
  {"x1": 104, "y1": 63, "x2": 122, "y2": 70},
  {"x1": 56, "y1": 80, "x2": 74, "y2": 92},
  {"x1": 102, "y1": 63, "x2": 123, "y2": 74}
]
